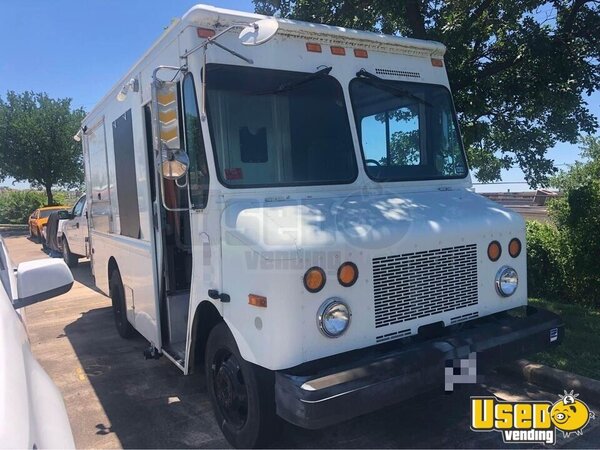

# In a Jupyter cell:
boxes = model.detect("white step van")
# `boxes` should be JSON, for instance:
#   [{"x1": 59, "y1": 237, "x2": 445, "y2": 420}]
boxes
[{"x1": 75, "y1": 5, "x2": 563, "y2": 447}]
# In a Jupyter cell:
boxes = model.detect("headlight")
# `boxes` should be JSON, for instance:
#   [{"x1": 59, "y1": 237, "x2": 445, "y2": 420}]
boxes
[
  {"x1": 495, "y1": 266, "x2": 518, "y2": 297},
  {"x1": 317, "y1": 298, "x2": 351, "y2": 338}
]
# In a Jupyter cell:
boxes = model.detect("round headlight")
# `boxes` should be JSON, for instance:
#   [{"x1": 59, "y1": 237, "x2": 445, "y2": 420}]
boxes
[
  {"x1": 317, "y1": 298, "x2": 351, "y2": 338},
  {"x1": 495, "y1": 266, "x2": 518, "y2": 297}
]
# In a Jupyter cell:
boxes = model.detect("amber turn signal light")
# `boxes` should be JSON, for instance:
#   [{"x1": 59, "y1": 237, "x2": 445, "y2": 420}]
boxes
[
  {"x1": 509, "y1": 238, "x2": 522, "y2": 258},
  {"x1": 248, "y1": 294, "x2": 267, "y2": 308},
  {"x1": 304, "y1": 267, "x2": 326, "y2": 293},
  {"x1": 488, "y1": 241, "x2": 502, "y2": 262},
  {"x1": 337, "y1": 262, "x2": 358, "y2": 287}
]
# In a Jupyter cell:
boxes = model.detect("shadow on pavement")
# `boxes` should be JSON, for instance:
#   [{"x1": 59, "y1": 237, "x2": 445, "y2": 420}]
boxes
[
  {"x1": 70, "y1": 261, "x2": 104, "y2": 294},
  {"x1": 62, "y1": 300, "x2": 526, "y2": 448}
]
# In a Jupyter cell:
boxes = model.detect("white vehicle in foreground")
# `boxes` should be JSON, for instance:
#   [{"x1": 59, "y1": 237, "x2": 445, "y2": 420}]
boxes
[
  {"x1": 0, "y1": 236, "x2": 75, "y2": 449},
  {"x1": 60, "y1": 195, "x2": 89, "y2": 267},
  {"x1": 75, "y1": 5, "x2": 563, "y2": 447}
]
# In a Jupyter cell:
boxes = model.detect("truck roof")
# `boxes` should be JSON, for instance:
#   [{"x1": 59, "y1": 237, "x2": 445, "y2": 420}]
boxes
[
  {"x1": 185, "y1": 5, "x2": 446, "y2": 56},
  {"x1": 83, "y1": 4, "x2": 446, "y2": 125}
]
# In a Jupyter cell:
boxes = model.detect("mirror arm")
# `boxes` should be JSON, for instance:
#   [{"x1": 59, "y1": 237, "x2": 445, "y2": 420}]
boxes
[
  {"x1": 208, "y1": 39, "x2": 253, "y2": 64},
  {"x1": 181, "y1": 23, "x2": 249, "y2": 59}
]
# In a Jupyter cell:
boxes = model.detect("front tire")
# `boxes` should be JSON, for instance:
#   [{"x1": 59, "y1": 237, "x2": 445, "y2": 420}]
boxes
[
  {"x1": 205, "y1": 322, "x2": 280, "y2": 448},
  {"x1": 62, "y1": 238, "x2": 79, "y2": 267},
  {"x1": 109, "y1": 270, "x2": 134, "y2": 339}
]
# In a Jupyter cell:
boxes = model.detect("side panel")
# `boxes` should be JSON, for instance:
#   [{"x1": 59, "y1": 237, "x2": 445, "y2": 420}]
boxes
[
  {"x1": 90, "y1": 231, "x2": 159, "y2": 346},
  {"x1": 85, "y1": 120, "x2": 112, "y2": 234}
]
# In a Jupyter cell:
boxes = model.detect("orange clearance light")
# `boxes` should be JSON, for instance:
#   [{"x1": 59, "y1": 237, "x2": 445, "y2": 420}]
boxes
[
  {"x1": 509, "y1": 238, "x2": 522, "y2": 258},
  {"x1": 431, "y1": 58, "x2": 444, "y2": 67},
  {"x1": 197, "y1": 28, "x2": 216, "y2": 38},
  {"x1": 303, "y1": 266, "x2": 326, "y2": 293},
  {"x1": 306, "y1": 42, "x2": 322, "y2": 53},
  {"x1": 248, "y1": 294, "x2": 267, "y2": 308},
  {"x1": 353, "y1": 48, "x2": 368, "y2": 58},
  {"x1": 338, "y1": 262, "x2": 358, "y2": 287},
  {"x1": 330, "y1": 46, "x2": 346, "y2": 56},
  {"x1": 487, "y1": 241, "x2": 502, "y2": 262}
]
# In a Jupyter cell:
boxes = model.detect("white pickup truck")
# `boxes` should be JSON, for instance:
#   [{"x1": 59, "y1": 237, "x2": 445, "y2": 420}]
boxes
[
  {"x1": 0, "y1": 236, "x2": 75, "y2": 448},
  {"x1": 60, "y1": 195, "x2": 89, "y2": 267}
]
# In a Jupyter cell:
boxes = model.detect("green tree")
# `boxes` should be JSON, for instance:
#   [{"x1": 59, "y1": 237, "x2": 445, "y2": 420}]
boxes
[
  {"x1": 545, "y1": 136, "x2": 600, "y2": 304},
  {"x1": 0, "y1": 91, "x2": 85, "y2": 205},
  {"x1": 254, "y1": 0, "x2": 600, "y2": 187}
]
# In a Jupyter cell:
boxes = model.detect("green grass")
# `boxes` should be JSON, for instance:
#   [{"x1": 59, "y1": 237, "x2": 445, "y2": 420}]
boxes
[{"x1": 529, "y1": 298, "x2": 600, "y2": 380}]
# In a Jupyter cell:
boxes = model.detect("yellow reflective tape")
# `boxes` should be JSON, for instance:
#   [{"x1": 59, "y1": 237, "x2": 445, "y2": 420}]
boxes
[
  {"x1": 159, "y1": 109, "x2": 177, "y2": 123},
  {"x1": 160, "y1": 127, "x2": 178, "y2": 141},
  {"x1": 157, "y1": 92, "x2": 176, "y2": 105}
]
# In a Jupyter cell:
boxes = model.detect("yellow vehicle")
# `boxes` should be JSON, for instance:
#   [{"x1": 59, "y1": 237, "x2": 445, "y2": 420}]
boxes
[{"x1": 28, "y1": 206, "x2": 67, "y2": 241}]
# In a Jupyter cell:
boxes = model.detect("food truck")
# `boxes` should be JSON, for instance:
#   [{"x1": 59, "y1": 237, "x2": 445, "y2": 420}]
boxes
[{"x1": 76, "y1": 5, "x2": 563, "y2": 447}]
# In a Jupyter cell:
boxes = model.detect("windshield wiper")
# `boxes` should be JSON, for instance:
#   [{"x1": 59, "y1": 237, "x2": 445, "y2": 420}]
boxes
[
  {"x1": 256, "y1": 66, "x2": 332, "y2": 95},
  {"x1": 356, "y1": 69, "x2": 432, "y2": 107}
]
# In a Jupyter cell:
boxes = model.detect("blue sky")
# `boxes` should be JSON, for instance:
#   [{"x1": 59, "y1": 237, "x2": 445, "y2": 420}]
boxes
[{"x1": 1, "y1": 0, "x2": 597, "y2": 191}]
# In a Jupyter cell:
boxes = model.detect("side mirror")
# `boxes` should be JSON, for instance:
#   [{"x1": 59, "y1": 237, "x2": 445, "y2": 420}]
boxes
[
  {"x1": 239, "y1": 19, "x2": 279, "y2": 46},
  {"x1": 161, "y1": 147, "x2": 190, "y2": 180},
  {"x1": 57, "y1": 210, "x2": 70, "y2": 220},
  {"x1": 13, "y1": 259, "x2": 74, "y2": 309}
]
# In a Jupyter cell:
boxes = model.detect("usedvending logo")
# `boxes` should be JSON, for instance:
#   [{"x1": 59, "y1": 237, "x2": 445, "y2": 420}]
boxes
[{"x1": 471, "y1": 391, "x2": 595, "y2": 444}]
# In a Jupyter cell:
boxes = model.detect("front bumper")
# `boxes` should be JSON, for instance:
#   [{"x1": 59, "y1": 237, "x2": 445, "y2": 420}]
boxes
[{"x1": 275, "y1": 306, "x2": 563, "y2": 429}]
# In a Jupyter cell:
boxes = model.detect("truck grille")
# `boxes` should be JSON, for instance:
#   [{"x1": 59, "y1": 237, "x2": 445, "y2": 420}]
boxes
[{"x1": 373, "y1": 244, "x2": 478, "y2": 328}]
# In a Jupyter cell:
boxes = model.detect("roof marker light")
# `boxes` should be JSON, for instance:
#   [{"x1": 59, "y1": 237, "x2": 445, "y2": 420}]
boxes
[
  {"x1": 330, "y1": 46, "x2": 346, "y2": 56},
  {"x1": 353, "y1": 49, "x2": 368, "y2": 58},
  {"x1": 306, "y1": 42, "x2": 322, "y2": 53},
  {"x1": 197, "y1": 28, "x2": 216, "y2": 38}
]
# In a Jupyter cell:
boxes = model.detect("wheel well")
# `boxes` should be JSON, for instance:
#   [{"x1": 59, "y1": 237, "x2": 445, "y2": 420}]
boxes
[
  {"x1": 189, "y1": 301, "x2": 223, "y2": 373},
  {"x1": 108, "y1": 257, "x2": 118, "y2": 283}
]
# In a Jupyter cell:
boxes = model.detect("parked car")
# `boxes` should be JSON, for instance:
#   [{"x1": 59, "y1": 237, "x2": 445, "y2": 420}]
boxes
[
  {"x1": 0, "y1": 235, "x2": 75, "y2": 448},
  {"x1": 42, "y1": 210, "x2": 71, "y2": 257},
  {"x1": 60, "y1": 195, "x2": 88, "y2": 267},
  {"x1": 28, "y1": 206, "x2": 68, "y2": 242}
]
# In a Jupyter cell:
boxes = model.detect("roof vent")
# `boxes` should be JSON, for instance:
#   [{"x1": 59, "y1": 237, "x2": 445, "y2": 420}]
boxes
[{"x1": 375, "y1": 68, "x2": 421, "y2": 79}]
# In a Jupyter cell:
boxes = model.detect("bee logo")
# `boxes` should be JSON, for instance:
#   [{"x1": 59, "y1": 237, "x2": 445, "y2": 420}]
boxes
[
  {"x1": 471, "y1": 390, "x2": 595, "y2": 444},
  {"x1": 550, "y1": 391, "x2": 595, "y2": 437}
]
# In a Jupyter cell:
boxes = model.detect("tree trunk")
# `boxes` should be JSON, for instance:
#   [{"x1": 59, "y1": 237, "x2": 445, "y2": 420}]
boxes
[
  {"x1": 44, "y1": 184, "x2": 54, "y2": 206},
  {"x1": 404, "y1": 0, "x2": 427, "y2": 39}
]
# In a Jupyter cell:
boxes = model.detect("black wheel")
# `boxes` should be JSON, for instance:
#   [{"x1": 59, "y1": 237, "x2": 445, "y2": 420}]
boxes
[
  {"x1": 205, "y1": 322, "x2": 281, "y2": 448},
  {"x1": 62, "y1": 238, "x2": 79, "y2": 267},
  {"x1": 109, "y1": 270, "x2": 134, "y2": 339}
]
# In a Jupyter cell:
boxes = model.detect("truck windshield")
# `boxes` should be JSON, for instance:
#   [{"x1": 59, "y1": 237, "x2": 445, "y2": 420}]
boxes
[
  {"x1": 206, "y1": 64, "x2": 357, "y2": 188},
  {"x1": 350, "y1": 77, "x2": 468, "y2": 182}
]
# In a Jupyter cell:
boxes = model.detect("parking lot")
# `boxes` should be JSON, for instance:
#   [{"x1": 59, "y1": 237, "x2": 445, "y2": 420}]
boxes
[{"x1": 6, "y1": 231, "x2": 599, "y2": 449}]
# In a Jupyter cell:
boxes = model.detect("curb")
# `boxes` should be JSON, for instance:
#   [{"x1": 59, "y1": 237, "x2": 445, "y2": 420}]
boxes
[{"x1": 502, "y1": 359, "x2": 600, "y2": 405}]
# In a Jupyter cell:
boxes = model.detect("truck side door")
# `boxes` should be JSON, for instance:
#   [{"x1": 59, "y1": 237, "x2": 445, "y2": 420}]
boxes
[{"x1": 66, "y1": 196, "x2": 86, "y2": 256}]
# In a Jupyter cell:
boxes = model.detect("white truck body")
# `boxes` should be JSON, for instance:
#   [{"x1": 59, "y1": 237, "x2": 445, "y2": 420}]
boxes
[{"x1": 77, "y1": 5, "x2": 562, "y2": 446}]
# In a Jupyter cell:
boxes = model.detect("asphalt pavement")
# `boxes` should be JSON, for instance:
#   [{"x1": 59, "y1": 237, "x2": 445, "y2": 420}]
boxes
[{"x1": 5, "y1": 232, "x2": 599, "y2": 449}]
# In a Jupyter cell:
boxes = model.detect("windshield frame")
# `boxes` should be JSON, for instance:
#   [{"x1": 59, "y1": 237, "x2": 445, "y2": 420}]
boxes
[
  {"x1": 349, "y1": 78, "x2": 470, "y2": 184},
  {"x1": 204, "y1": 63, "x2": 359, "y2": 190}
]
